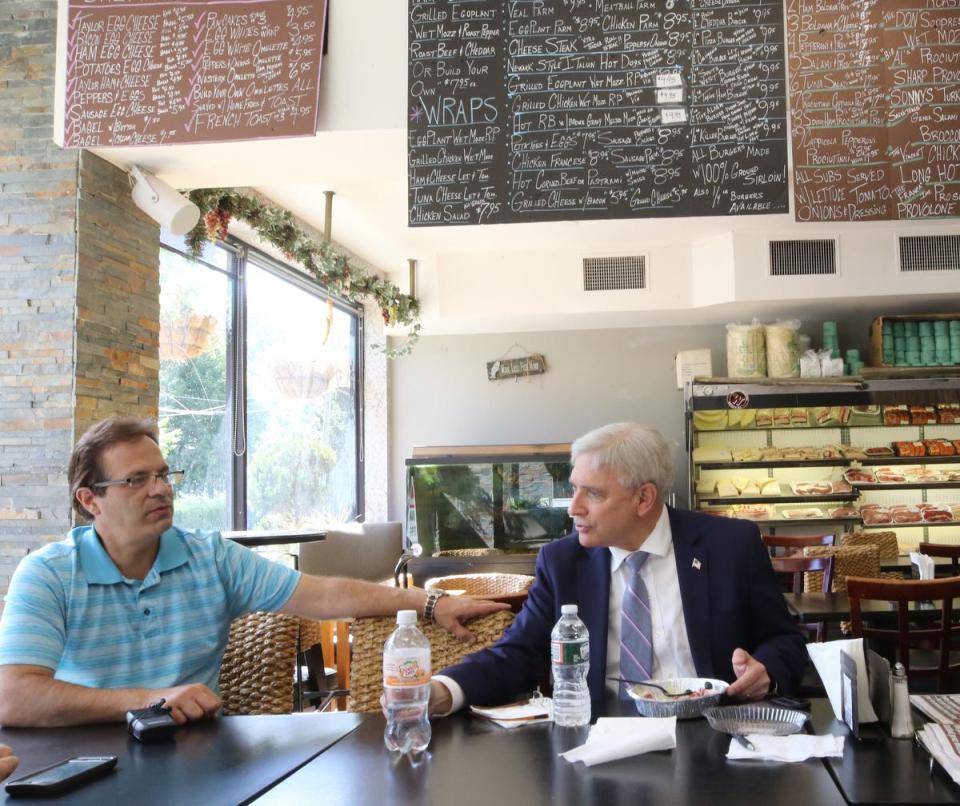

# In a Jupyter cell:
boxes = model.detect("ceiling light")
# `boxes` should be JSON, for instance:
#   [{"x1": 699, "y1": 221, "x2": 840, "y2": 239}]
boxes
[{"x1": 128, "y1": 165, "x2": 200, "y2": 236}]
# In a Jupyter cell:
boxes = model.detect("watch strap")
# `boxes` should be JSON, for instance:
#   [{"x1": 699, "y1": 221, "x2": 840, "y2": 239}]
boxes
[{"x1": 424, "y1": 589, "x2": 448, "y2": 622}]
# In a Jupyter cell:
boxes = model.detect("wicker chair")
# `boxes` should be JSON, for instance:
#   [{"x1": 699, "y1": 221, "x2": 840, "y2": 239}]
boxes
[
  {"x1": 347, "y1": 610, "x2": 515, "y2": 712},
  {"x1": 433, "y1": 548, "x2": 505, "y2": 557},
  {"x1": 424, "y1": 572, "x2": 535, "y2": 613},
  {"x1": 840, "y1": 530, "x2": 900, "y2": 559},
  {"x1": 803, "y1": 544, "x2": 905, "y2": 634},
  {"x1": 219, "y1": 611, "x2": 301, "y2": 715}
]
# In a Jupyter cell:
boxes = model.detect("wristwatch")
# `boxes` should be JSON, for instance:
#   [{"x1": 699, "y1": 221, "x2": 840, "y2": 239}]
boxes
[{"x1": 423, "y1": 589, "x2": 449, "y2": 622}]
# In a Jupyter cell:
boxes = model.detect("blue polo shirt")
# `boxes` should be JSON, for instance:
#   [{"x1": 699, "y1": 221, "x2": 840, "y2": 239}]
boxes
[{"x1": 0, "y1": 526, "x2": 300, "y2": 693}]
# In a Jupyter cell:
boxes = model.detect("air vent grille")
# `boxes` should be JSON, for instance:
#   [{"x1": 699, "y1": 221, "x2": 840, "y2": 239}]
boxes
[
  {"x1": 768, "y1": 239, "x2": 837, "y2": 277},
  {"x1": 583, "y1": 256, "x2": 646, "y2": 291},
  {"x1": 899, "y1": 235, "x2": 960, "y2": 272}
]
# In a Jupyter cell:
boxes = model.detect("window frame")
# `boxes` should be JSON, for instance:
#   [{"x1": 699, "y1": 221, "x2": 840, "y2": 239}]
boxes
[{"x1": 160, "y1": 233, "x2": 365, "y2": 530}]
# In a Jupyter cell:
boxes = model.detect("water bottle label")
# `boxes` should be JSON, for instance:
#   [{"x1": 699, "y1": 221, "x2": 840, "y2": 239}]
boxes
[
  {"x1": 551, "y1": 639, "x2": 589, "y2": 666},
  {"x1": 384, "y1": 650, "x2": 431, "y2": 686}
]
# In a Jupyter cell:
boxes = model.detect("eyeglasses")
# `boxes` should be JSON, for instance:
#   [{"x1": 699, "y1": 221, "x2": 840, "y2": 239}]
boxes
[{"x1": 91, "y1": 470, "x2": 185, "y2": 491}]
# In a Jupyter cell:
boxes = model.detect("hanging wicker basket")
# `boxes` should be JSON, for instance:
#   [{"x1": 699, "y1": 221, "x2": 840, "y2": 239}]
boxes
[
  {"x1": 159, "y1": 313, "x2": 217, "y2": 361},
  {"x1": 272, "y1": 359, "x2": 340, "y2": 399}
]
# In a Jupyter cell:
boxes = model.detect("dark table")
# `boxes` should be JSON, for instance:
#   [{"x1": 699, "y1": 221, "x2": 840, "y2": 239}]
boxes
[
  {"x1": 222, "y1": 528, "x2": 327, "y2": 548},
  {"x1": 0, "y1": 713, "x2": 361, "y2": 805},
  {"x1": 880, "y1": 556, "x2": 955, "y2": 576},
  {"x1": 809, "y1": 699, "x2": 960, "y2": 804},
  {"x1": 253, "y1": 703, "x2": 845, "y2": 806},
  {"x1": 784, "y1": 592, "x2": 952, "y2": 623}
]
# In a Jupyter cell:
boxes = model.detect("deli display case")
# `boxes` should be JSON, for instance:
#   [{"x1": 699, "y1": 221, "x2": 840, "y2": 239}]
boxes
[
  {"x1": 405, "y1": 444, "x2": 573, "y2": 556},
  {"x1": 685, "y1": 376, "x2": 960, "y2": 552}
]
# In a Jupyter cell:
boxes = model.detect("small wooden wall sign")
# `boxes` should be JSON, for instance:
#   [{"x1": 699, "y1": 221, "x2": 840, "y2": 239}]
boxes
[{"x1": 487, "y1": 353, "x2": 547, "y2": 381}]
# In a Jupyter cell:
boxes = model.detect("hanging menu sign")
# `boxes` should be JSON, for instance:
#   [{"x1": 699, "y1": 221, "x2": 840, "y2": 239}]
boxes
[
  {"x1": 788, "y1": 0, "x2": 960, "y2": 222},
  {"x1": 63, "y1": 0, "x2": 326, "y2": 147},
  {"x1": 408, "y1": 0, "x2": 789, "y2": 227}
]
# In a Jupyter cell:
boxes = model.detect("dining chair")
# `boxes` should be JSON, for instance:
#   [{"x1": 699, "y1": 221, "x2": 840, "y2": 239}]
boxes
[
  {"x1": 847, "y1": 575, "x2": 960, "y2": 693},
  {"x1": 347, "y1": 610, "x2": 516, "y2": 712},
  {"x1": 918, "y1": 543, "x2": 960, "y2": 576},
  {"x1": 770, "y1": 555, "x2": 834, "y2": 643},
  {"x1": 840, "y1": 529, "x2": 900, "y2": 559},
  {"x1": 761, "y1": 533, "x2": 835, "y2": 556},
  {"x1": 296, "y1": 522, "x2": 405, "y2": 703},
  {"x1": 219, "y1": 611, "x2": 304, "y2": 715},
  {"x1": 423, "y1": 572, "x2": 535, "y2": 613}
]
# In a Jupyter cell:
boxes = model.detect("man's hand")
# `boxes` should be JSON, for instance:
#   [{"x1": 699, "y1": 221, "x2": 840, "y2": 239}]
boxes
[
  {"x1": 432, "y1": 596, "x2": 511, "y2": 642},
  {"x1": 0, "y1": 744, "x2": 17, "y2": 782},
  {"x1": 725, "y1": 648, "x2": 771, "y2": 701},
  {"x1": 149, "y1": 684, "x2": 221, "y2": 725}
]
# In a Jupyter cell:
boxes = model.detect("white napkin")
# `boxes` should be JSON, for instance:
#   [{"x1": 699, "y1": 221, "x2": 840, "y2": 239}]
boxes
[
  {"x1": 910, "y1": 552, "x2": 936, "y2": 580},
  {"x1": 470, "y1": 698, "x2": 552, "y2": 729},
  {"x1": 807, "y1": 638, "x2": 879, "y2": 723},
  {"x1": 560, "y1": 717, "x2": 676, "y2": 766},
  {"x1": 726, "y1": 734, "x2": 844, "y2": 762}
]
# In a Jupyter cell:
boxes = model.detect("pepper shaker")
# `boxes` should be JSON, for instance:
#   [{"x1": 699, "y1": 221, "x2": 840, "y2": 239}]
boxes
[{"x1": 890, "y1": 662, "x2": 913, "y2": 739}]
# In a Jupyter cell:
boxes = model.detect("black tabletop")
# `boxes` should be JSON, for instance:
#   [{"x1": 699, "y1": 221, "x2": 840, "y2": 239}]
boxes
[
  {"x1": 809, "y1": 699, "x2": 960, "y2": 804},
  {"x1": 253, "y1": 703, "x2": 844, "y2": 806},
  {"x1": 222, "y1": 529, "x2": 327, "y2": 547},
  {"x1": 880, "y1": 556, "x2": 954, "y2": 575},
  {"x1": 785, "y1": 592, "x2": 954, "y2": 623},
  {"x1": 0, "y1": 713, "x2": 361, "y2": 805}
]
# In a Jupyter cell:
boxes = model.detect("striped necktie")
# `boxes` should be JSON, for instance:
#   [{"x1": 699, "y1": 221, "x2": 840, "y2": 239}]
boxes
[{"x1": 619, "y1": 550, "x2": 653, "y2": 699}]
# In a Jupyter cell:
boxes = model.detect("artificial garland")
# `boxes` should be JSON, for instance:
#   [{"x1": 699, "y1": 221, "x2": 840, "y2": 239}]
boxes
[{"x1": 185, "y1": 188, "x2": 421, "y2": 356}]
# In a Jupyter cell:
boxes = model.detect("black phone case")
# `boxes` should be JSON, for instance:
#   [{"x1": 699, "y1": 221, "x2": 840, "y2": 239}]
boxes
[{"x1": 5, "y1": 756, "x2": 117, "y2": 797}]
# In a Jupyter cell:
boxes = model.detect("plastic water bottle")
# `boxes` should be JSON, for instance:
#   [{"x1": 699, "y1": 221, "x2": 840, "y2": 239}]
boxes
[
  {"x1": 383, "y1": 609, "x2": 432, "y2": 753},
  {"x1": 551, "y1": 603, "x2": 591, "y2": 727}
]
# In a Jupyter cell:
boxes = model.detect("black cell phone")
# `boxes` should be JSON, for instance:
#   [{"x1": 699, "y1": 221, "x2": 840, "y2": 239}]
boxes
[{"x1": 5, "y1": 755, "x2": 117, "y2": 797}]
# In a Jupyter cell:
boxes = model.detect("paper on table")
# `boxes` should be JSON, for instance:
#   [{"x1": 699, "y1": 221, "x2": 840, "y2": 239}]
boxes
[
  {"x1": 470, "y1": 698, "x2": 552, "y2": 729},
  {"x1": 917, "y1": 724, "x2": 960, "y2": 785},
  {"x1": 807, "y1": 638, "x2": 879, "y2": 723},
  {"x1": 560, "y1": 717, "x2": 676, "y2": 766},
  {"x1": 726, "y1": 733, "x2": 844, "y2": 762},
  {"x1": 910, "y1": 552, "x2": 936, "y2": 580}
]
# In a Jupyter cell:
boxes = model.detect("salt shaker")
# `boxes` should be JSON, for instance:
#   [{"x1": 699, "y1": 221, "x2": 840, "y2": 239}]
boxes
[{"x1": 890, "y1": 662, "x2": 913, "y2": 739}]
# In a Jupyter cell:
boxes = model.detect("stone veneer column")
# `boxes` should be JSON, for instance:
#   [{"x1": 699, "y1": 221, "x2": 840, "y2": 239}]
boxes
[
  {"x1": 0, "y1": 2, "x2": 160, "y2": 596},
  {"x1": 0, "y1": 0, "x2": 78, "y2": 592}
]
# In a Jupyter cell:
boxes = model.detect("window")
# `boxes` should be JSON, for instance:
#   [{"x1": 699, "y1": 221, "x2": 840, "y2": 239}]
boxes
[{"x1": 159, "y1": 234, "x2": 362, "y2": 531}]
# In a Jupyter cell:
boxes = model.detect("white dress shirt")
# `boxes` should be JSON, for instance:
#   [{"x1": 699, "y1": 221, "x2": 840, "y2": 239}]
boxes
[
  {"x1": 606, "y1": 505, "x2": 696, "y2": 696},
  {"x1": 434, "y1": 506, "x2": 696, "y2": 711}
]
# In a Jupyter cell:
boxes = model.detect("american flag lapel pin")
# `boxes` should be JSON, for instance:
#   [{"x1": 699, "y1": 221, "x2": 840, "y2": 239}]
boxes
[{"x1": 692, "y1": 558, "x2": 702, "y2": 571}]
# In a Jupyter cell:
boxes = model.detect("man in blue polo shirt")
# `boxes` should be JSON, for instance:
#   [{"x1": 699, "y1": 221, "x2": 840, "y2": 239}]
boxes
[{"x1": 0, "y1": 417, "x2": 506, "y2": 727}]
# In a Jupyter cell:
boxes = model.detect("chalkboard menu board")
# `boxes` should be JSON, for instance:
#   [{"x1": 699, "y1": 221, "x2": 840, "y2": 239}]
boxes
[
  {"x1": 64, "y1": 0, "x2": 326, "y2": 147},
  {"x1": 408, "y1": 0, "x2": 789, "y2": 227},
  {"x1": 788, "y1": 1, "x2": 960, "y2": 222}
]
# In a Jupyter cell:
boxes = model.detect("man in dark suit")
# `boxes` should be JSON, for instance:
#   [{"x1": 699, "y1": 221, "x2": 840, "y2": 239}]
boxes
[{"x1": 429, "y1": 423, "x2": 806, "y2": 716}]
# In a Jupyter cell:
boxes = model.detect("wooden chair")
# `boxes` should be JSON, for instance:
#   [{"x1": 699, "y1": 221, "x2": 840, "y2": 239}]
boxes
[
  {"x1": 847, "y1": 575, "x2": 960, "y2": 693},
  {"x1": 918, "y1": 543, "x2": 960, "y2": 576},
  {"x1": 761, "y1": 533, "x2": 835, "y2": 556},
  {"x1": 296, "y1": 522, "x2": 405, "y2": 705},
  {"x1": 770, "y1": 555, "x2": 834, "y2": 596},
  {"x1": 770, "y1": 555, "x2": 834, "y2": 643},
  {"x1": 347, "y1": 610, "x2": 515, "y2": 712}
]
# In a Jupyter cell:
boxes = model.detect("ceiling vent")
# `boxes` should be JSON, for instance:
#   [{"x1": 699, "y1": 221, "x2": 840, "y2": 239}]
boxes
[
  {"x1": 768, "y1": 239, "x2": 837, "y2": 277},
  {"x1": 899, "y1": 235, "x2": 960, "y2": 272},
  {"x1": 583, "y1": 255, "x2": 647, "y2": 291}
]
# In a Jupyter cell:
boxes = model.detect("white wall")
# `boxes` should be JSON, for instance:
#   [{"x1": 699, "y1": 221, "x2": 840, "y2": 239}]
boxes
[{"x1": 386, "y1": 310, "x2": 925, "y2": 521}]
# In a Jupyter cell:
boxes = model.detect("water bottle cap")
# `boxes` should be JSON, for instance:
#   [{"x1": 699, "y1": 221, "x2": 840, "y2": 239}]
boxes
[
  {"x1": 561, "y1": 604, "x2": 578, "y2": 615},
  {"x1": 396, "y1": 609, "x2": 418, "y2": 625}
]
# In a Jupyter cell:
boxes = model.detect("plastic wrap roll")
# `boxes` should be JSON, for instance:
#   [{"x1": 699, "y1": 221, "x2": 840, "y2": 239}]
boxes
[
  {"x1": 726, "y1": 322, "x2": 766, "y2": 377},
  {"x1": 765, "y1": 321, "x2": 801, "y2": 378}
]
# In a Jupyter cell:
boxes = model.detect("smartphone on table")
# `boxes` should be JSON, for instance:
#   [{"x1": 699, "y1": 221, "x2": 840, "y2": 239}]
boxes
[{"x1": 5, "y1": 755, "x2": 117, "y2": 797}]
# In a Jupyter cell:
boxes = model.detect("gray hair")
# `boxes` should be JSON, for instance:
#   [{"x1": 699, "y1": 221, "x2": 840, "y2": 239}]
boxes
[{"x1": 570, "y1": 423, "x2": 674, "y2": 500}]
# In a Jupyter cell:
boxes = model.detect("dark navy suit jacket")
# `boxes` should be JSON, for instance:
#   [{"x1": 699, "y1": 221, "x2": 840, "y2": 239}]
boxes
[{"x1": 441, "y1": 507, "x2": 806, "y2": 714}]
